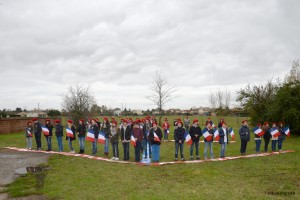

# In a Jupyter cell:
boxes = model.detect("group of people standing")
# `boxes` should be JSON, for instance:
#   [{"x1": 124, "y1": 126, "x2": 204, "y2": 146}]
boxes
[
  {"x1": 25, "y1": 116, "x2": 288, "y2": 163},
  {"x1": 238, "y1": 120, "x2": 288, "y2": 155}
]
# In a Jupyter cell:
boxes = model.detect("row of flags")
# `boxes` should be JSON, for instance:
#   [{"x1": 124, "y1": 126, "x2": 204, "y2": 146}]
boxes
[
  {"x1": 252, "y1": 126, "x2": 290, "y2": 138},
  {"x1": 36, "y1": 125, "x2": 291, "y2": 145}
]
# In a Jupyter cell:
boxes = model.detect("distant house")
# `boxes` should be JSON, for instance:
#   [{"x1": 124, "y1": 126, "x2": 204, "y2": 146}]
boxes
[
  {"x1": 168, "y1": 109, "x2": 181, "y2": 114},
  {"x1": 22, "y1": 111, "x2": 48, "y2": 118},
  {"x1": 132, "y1": 109, "x2": 143, "y2": 115},
  {"x1": 113, "y1": 108, "x2": 122, "y2": 116}
]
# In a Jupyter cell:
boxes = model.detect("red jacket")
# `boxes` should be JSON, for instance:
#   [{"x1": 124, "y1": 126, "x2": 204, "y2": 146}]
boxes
[
  {"x1": 162, "y1": 122, "x2": 170, "y2": 130},
  {"x1": 133, "y1": 127, "x2": 143, "y2": 142}
]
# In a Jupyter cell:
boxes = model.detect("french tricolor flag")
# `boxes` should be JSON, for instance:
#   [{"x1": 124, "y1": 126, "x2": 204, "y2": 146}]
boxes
[
  {"x1": 202, "y1": 128, "x2": 212, "y2": 141},
  {"x1": 66, "y1": 128, "x2": 74, "y2": 138},
  {"x1": 130, "y1": 135, "x2": 136, "y2": 147},
  {"x1": 98, "y1": 132, "x2": 105, "y2": 144},
  {"x1": 283, "y1": 126, "x2": 290, "y2": 137},
  {"x1": 41, "y1": 126, "x2": 49, "y2": 136},
  {"x1": 86, "y1": 129, "x2": 95, "y2": 142},
  {"x1": 213, "y1": 129, "x2": 219, "y2": 141},
  {"x1": 184, "y1": 132, "x2": 193, "y2": 145},
  {"x1": 154, "y1": 132, "x2": 161, "y2": 142},
  {"x1": 270, "y1": 127, "x2": 280, "y2": 138},
  {"x1": 252, "y1": 126, "x2": 265, "y2": 137},
  {"x1": 229, "y1": 128, "x2": 235, "y2": 140},
  {"x1": 27, "y1": 130, "x2": 33, "y2": 137}
]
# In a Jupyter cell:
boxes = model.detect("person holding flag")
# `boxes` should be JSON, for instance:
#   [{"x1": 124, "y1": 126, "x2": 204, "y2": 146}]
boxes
[
  {"x1": 162, "y1": 118, "x2": 170, "y2": 141},
  {"x1": 239, "y1": 120, "x2": 250, "y2": 155},
  {"x1": 110, "y1": 120, "x2": 120, "y2": 160},
  {"x1": 101, "y1": 117, "x2": 111, "y2": 158},
  {"x1": 189, "y1": 119, "x2": 202, "y2": 160},
  {"x1": 148, "y1": 121, "x2": 162, "y2": 162},
  {"x1": 203, "y1": 122, "x2": 214, "y2": 160},
  {"x1": 263, "y1": 122, "x2": 271, "y2": 152},
  {"x1": 91, "y1": 119, "x2": 99, "y2": 156},
  {"x1": 25, "y1": 121, "x2": 33, "y2": 150},
  {"x1": 77, "y1": 119, "x2": 86, "y2": 154},
  {"x1": 33, "y1": 118, "x2": 42, "y2": 150},
  {"x1": 142, "y1": 118, "x2": 152, "y2": 159},
  {"x1": 219, "y1": 122, "x2": 229, "y2": 158},
  {"x1": 132, "y1": 120, "x2": 143, "y2": 162},
  {"x1": 253, "y1": 123, "x2": 264, "y2": 153},
  {"x1": 271, "y1": 122, "x2": 279, "y2": 152},
  {"x1": 66, "y1": 120, "x2": 76, "y2": 153},
  {"x1": 174, "y1": 119, "x2": 186, "y2": 161},
  {"x1": 55, "y1": 119, "x2": 63, "y2": 152},
  {"x1": 45, "y1": 119, "x2": 53, "y2": 151},
  {"x1": 121, "y1": 119, "x2": 131, "y2": 161},
  {"x1": 279, "y1": 122, "x2": 288, "y2": 151}
]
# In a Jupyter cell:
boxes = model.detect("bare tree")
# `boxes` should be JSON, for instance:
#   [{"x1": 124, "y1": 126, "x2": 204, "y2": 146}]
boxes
[
  {"x1": 208, "y1": 88, "x2": 232, "y2": 116},
  {"x1": 146, "y1": 71, "x2": 177, "y2": 124},
  {"x1": 285, "y1": 59, "x2": 300, "y2": 83},
  {"x1": 62, "y1": 84, "x2": 95, "y2": 126}
]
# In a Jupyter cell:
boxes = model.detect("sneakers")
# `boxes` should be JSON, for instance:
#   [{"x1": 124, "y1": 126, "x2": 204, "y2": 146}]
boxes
[
  {"x1": 190, "y1": 156, "x2": 194, "y2": 160},
  {"x1": 174, "y1": 158, "x2": 178, "y2": 161},
  {"x1": 196, "y1": 157, "x2": 200, "y2": 160},
  {"x1": 115, "y1": 157, "x2": 119, "y2": 161},
  {"x1": 181, "y1": 158, "x2": 185, "y2": 161},
  {"x1": 111, "y1": 157, "x2": 116, "y2": 160}
]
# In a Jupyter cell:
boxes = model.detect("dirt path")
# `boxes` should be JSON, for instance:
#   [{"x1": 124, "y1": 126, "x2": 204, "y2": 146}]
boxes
[{"x1": 0, "y1": 148, "x2": 50, "y2": 200}]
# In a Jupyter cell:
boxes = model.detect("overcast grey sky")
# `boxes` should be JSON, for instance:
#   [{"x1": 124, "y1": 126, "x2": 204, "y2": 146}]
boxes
[{"x1": 0, "y1": 0, "x2": 299, "y2": 111}]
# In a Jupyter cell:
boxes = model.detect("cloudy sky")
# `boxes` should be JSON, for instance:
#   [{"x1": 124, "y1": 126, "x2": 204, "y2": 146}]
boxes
[{"x1": 0, "y1": 0, "x2": 299, "y2": 111}]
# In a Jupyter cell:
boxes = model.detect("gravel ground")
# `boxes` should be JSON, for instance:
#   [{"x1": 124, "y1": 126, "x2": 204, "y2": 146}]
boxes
[{"x1": 0, "y1": 149, "x2": 50, "y2": 200}]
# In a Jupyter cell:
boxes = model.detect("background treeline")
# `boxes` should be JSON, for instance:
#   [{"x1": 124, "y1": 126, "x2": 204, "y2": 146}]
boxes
[{"x1": 237, "y1": 60, "x2": 300, "y2": 135}]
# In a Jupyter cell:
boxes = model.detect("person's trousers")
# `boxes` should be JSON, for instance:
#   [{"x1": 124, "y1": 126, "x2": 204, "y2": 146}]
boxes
[
  {"x1": 46, "y1": 136, "x2": 52, "y2": 150},
  {"x1": 271, "y1": 140, "x2": 277, "y2": 151},
  {"x1": 134, "y1": 141, "x2": 142, "y2": 162},
  {"x1": 112, "y1": 142, "x2": 119, "y2": 158},
  {"x1": 122, "y1": 142, "x2": 130, "y2": 160},
  {"x1": 34, "y1": 134, "x2": 42, "y2": 149},
  {"x1": 264, "y1": 138, "x2": 270, "y2": 152},
  {"x1": 240, "y1": 139, "x2": 248, "y2": 154},
  {"x1": 255, "y1": 140, "x2": 261, "y2": 152},
  {"x1": 190, "y1": 142, "x2": 199, "y2": 157},
  {"x1": 175, "y1": 142, "x2": 184, "y2": 158}
]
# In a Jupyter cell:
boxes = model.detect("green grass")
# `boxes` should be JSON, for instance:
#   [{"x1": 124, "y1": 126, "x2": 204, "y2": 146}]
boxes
[{"x1": 0, "y1": 116, "x2": 299, "y2": 200}]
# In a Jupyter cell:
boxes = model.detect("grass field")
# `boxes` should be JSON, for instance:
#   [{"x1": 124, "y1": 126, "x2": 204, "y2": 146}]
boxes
[{"x1": 0, "y1": 116, "x2": 299, "y2": 199}]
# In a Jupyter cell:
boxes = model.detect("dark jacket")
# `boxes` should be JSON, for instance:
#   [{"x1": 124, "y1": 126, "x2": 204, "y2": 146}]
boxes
[
  {"x1": 66, "y1": 125, "x2": 76, "y2": 141},
  {"x1": 120, "y1": 125, "x2": 131, "y2": 141},
  {"x1": 239, "y1": 125, "x2": 250, "y2": 141},
  {"x1": 263, "y1": 126, "x2": 271, "y2": 140},
  {"x1": 77, "y1": 124, "x2": 86, "y2": 137},
  {"x1": 45, "y1": 123, "x2": 53, "y2": 137},
  {"x1": 92, "y1": 123, "x2": 99, "y2": 139},
  {"x1": 101, "y1": 121, "x2": 110, "y2": 138},
  {"x1": 110, "y1": 126, "x2": 120, "y2": 143},
  {"x1": 189, "y1": 125, "x2": 202, "y2": 142},
  {"x1": 133, "y1": 126, "x2": 143, "y2": 142},
  {"x1": 55, "y1": 124, "x2": 64, "y2": 137},
  {"x1": 203, "y1": 127, "x2": 214, "y2": 142},
  {"x1": 25, "y1": 126, "x2": 33, "y2": 137},
  {"x1": 143, "y1": 123, "x2": 151, "y2": 139},
  {"x1": 174, "y1": 126, "x2": 185, "y2": 141},
  {"x1": 278, "y1": 127, "x2": 285, "y2": 141},
  {"x1": 149, "y1": 127, "x2": 162, "y2": 145},
  {"x1": 33, "y1": 122, "x2": 42, "y2": 135},
  {"x1": 219, "y1": 128, "x2": 229, "y2": 144}
]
